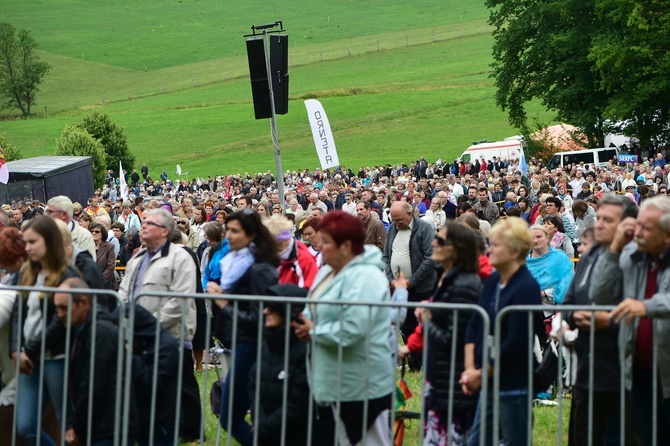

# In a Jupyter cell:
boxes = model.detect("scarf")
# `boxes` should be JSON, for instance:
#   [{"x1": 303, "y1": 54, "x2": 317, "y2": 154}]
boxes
[
  {"x1": 526, "y1": 248, "x2": 574, "y2": 305},
  {"x1": 219, "y1": 245, "x2": 255, "y2": 291},
  {"x1": 550, "y1": 232, "x2": 566, "y2": 250}
]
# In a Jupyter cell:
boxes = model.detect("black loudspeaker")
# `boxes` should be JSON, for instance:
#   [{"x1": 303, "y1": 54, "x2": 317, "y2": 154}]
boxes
[
  {"x1": 270, "y1": 34, "x2": 289, "y2": 115},
  {"x1": 246, "y1": 35, "x2": 289, "y2": 119}
]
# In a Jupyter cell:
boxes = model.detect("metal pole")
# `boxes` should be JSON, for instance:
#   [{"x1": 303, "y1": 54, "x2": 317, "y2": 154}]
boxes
[{"x1": 263, "y1": 30, "x2": 286, "y2": 211}]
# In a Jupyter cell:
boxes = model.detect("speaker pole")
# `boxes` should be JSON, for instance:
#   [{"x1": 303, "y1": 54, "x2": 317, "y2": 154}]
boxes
[{"x1": 263, "y1": 28, "x2": 286, "y2": 212}]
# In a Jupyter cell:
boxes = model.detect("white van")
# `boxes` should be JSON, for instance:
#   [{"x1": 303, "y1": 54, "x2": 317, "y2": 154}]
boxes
[
  {"x1": 457, "y1": 136, "x2": 525, "y2": 164},
  {"x1": 546, "y1": 148, "x2": 618, "y2": 170}
]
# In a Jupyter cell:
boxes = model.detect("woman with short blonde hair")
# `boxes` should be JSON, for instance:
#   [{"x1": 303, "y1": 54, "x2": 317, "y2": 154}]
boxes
[{"x1": 462, "y1": 217, "x2": 543, "y2": 445}]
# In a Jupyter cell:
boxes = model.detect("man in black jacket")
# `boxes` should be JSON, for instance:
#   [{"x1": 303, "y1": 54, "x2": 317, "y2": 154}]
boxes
[
  {"x1": 54, "y1": 278, "x2": 121, "y2": 446},
  {"x1": 249, "y1": 284, "x2": 334, "y2": 445}
]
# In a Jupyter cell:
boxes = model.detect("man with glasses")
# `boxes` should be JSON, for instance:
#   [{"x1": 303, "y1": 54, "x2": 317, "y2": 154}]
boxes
[
  {"x1": 119, "y1": 209, "x2": 200, "y2": 443},
  {"x1": 47, "y1": 195, "x2": 96, "y2": 259}
]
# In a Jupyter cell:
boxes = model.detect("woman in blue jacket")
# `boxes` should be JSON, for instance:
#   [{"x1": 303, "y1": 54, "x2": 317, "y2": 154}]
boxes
[{"x1": 461, "y1": 217, "x2": 543, "y2": 446}]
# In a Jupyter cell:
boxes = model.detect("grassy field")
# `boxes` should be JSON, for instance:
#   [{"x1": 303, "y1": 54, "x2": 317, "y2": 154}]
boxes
[
  {"x1": 0, "y1": 0, "x2": 554, "y2": 178},
  {"x1": 195, "y1": 368, "x2": 570, "y2": 445}
]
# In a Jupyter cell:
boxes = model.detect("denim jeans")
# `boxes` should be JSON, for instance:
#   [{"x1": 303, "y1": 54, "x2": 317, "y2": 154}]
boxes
[
  {"x1": 16, "y1": 359, "x2": 65, "y2": 446},
  {"x1": 219, "y1": 342, "x2": 257, "y2": 446},
  {"x1": 468, "y1": 389, "x2": 531, "y2": 446}
]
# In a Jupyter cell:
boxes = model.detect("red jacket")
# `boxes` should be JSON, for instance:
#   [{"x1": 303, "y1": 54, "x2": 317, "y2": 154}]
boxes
[
  {"x1": 406, "y1": 324, "x2": 423, "y2": 353},
  {"x1": 278, "y1": 240, "x2": 318, "y2": 290},
  {"x1": 478, "y1": 255, "x2": 493, "y2": 282}
]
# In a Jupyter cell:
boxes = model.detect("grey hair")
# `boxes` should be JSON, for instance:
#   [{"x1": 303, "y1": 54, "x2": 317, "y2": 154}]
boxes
[
  {"x1": 47, "y1": 195, "x2": 74, "y2": 220},
  {"x1": 640, "y1": 195, "x2": 670, "y2": 232},
  {"x1": 144, "y1": 209, "x2": 175, "y2": 232}
]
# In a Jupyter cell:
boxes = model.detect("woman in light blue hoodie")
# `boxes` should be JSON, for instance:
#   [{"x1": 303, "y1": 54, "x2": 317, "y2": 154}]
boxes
[{"x1": 294, "y1": 211, "x2": 395, "y2": 446}]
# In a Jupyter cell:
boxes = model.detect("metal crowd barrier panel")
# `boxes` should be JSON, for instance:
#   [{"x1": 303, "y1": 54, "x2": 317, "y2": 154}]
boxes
[
  {"x1": 5, "y1": 285, "x2": 124, "y2": 446},
  {"x1": 2, "y1": 285, "x2": 491, "y2": 446},
  {"x1": 126, "y1": 290, "x2": 492, "y2": 446},
  {"x1": 492, "y1": 304, "x2": 653, "y2": 446}
]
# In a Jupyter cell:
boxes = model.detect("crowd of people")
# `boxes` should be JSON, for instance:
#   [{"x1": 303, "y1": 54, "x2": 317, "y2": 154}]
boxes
[{"x1": 0, "y1": 147, "x2": 670, "y2": 445}]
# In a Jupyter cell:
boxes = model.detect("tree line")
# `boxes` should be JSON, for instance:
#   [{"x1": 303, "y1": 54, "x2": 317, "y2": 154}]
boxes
[{"x1": 487, "y1": 0, "x2": 670, "y2": 148}]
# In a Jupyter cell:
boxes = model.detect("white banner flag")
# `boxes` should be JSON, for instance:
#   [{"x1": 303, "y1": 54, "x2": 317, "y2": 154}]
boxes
[
  {"x1": 119, "y1": 161, "x2": 129, "y2": 200},
  {"x1": 304, "y1": 99, "x2": 340, "y2": 170}
]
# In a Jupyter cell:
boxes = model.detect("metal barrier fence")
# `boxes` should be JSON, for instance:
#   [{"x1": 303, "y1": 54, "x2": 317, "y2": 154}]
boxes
[
  {"x1": 5, "y1": 286, "x2": 125, "y2": 446},
  {"x1": 492, "y1": 304, "x2": 662, "y2": 446},
  {"x1": 2, "y1": 286, "x2": 491, "y2": 446},
  {"x1": 6, "y1": 287, "x2": 662, "y2": 445}
]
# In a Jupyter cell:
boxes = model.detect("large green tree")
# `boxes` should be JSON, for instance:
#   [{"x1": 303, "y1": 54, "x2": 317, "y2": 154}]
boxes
[
  {"x1": 55, "y1": 124, "x2": 107, "y2": 188},
  {"x1": 590, "y1": 0, "x2": 670, "y2": 145},
  {"x1": 487, "y1": 0, "x2": 612, "y2": 147},
  {"x1": 488, "y1": 0, "x2": 670, "y2": 148},
  {"x1": 80, "y1": 111, "x2": 135, "y2": 174},
  {"x1": 0, "y1": 22, "x2": 50, "y2": 117}
]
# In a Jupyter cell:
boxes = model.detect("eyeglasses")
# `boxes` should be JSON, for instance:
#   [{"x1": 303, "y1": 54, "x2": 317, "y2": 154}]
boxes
[
  {"x1": 176, "y1": 221, "x2": 187, "y2": 225},
  {"x1": 434, "y1": 235, "x2": 451, "y2": 247},
  {"x1": 90, "y1": 230, "x2": 102, "y2": 234},
  {"x1": 143, "y1": 220, "x2": 166, "y2": 228}
]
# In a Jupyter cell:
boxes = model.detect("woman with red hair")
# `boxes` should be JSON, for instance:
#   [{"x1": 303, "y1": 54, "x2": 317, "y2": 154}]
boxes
[
  {"x1": 0, "y1": 227, "x2": 31, "y2": 445},
  {"x1": 293, "y1": 211, "x2": 394, "y2": 444}
]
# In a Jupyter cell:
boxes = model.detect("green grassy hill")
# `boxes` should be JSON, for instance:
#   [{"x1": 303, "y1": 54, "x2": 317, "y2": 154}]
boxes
[{"x1": 0, "y1": 0, "x2": 552, "y2": 177}]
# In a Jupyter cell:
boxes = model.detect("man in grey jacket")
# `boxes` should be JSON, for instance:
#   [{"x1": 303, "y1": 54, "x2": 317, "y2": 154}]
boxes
[
  {"x1": 590, "y1": 195, "x2": 670, "y2": 445},
  {"x1": 382, "y1": 201, "x2": 436, "y2": 368}
]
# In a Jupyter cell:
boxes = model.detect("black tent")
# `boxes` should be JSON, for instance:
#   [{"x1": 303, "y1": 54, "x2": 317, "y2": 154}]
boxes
[{"x1": 0, "y1": 156, "x2": 94, "y2": 205}]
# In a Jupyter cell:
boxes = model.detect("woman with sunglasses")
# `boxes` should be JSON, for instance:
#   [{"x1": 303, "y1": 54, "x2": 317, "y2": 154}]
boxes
[
  {"x1": 423, "y1": 222, "x2": 482, "y2": 444},
  {"x1": 206, "y1": 209, "x2": 279, "y2": 446},
  {"x1": 89, "y1": 222, "x2": 117, "y2": 291}
]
